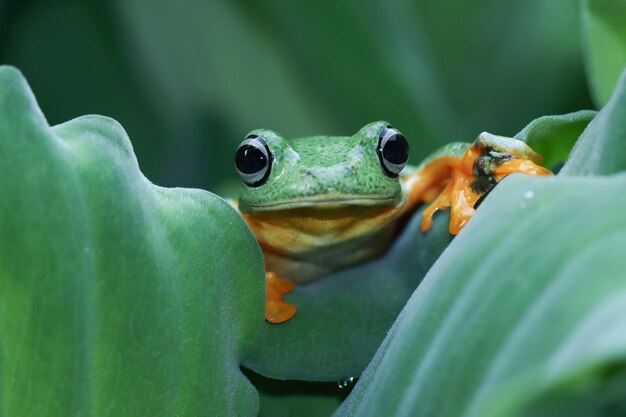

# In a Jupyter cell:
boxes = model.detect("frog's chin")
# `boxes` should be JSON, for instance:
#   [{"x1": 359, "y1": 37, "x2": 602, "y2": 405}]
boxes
[{"x1": 246, "y1": 195, "x2": 402, "y2": 212}]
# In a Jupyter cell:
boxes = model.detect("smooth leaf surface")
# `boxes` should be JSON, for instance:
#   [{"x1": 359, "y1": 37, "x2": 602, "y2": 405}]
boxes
[
  {"x1": 581, "y1": 0, "x2": 626, "y2": 107},
  {"x1": 561, "y1": 68, "x2": 626, "y2": 175},
  {"x1": 334, "y1": 173, "x2": 626, "y2": 417},
  {"x1": 0, "y1": 66, "x2": 265, "y2": 417},
  {"x1": 514, "y1": 110, "x2": 596, "y2": 169},
  {"x1": 244, "y1": 206, "x2": 453, "y2": 381}
]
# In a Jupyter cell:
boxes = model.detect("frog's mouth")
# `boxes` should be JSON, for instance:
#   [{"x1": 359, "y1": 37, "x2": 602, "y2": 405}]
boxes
[{"x1": 246, "y1": 195, "x2": 402, "y2": 212}]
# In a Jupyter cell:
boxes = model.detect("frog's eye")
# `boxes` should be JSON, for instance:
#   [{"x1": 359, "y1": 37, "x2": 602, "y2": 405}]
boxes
[
  {"x1": 235, "y1": 134, "x2": 273, "y2": 187},
  {"x1": 377, "y1": 126, "x2": 409, "y2": 177}
]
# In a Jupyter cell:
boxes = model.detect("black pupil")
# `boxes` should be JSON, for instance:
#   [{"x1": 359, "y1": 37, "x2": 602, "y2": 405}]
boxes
[
  {"x1": 383, "y1": 132, "x2": 409, "y2": 164},
  {"x1": 236, "y1": 144, "x2": 267, "y2": 174}
]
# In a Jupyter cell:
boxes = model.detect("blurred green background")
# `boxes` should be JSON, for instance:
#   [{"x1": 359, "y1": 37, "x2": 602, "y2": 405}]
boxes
[{"x1": 0, "y1": 0, "x2": 595, "y2": 190}]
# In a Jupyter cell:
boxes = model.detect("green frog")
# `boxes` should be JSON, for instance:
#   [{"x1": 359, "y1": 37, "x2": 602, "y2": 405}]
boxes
[{"x1": 233, "y1": 121, "x2": 550, "y2": 323}]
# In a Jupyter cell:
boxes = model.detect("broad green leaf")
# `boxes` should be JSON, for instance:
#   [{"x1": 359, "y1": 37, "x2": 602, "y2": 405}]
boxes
[
  {"x1": 561, "y1": 68, "x2": 626, "y2": 175},
  {"x1": 244, "y1": 206, "x2": 452, "y2": 381},
  {"x1": 0, "y1": 66, "x2": 265, "y2": 417},
  {"x1": 514, "y1": 110, "x2": 596, "y2": 170},
  {"x1": 581, "y1": 0, "x2": 626, "y2": 107},
  {"x1": 334, "y1": 173, "x2": 626, "y2": 417}
]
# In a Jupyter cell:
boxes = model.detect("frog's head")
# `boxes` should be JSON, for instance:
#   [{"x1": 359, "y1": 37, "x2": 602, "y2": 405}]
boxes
[{"x1": 235, "y1": 121, "x2": 409, "y2": 213}]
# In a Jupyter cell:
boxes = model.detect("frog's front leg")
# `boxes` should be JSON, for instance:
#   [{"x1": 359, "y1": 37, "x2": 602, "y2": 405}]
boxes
[
  {"x1": 404, "y1": 132, "x2": 552, "y2": 235},
  {"x1": 265, "y1": 271, "x2": 297, "y2": 323}
]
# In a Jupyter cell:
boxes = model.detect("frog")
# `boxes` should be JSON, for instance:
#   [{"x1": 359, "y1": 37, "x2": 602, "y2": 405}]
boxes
[{"x1": 232, "y1": 121, "x2": 551, "y2": 324}]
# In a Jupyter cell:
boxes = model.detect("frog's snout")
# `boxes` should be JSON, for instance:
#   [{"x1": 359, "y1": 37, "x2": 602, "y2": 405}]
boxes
[{"x1": 301, "y1": 164, "x2": 356, "y2": 180}]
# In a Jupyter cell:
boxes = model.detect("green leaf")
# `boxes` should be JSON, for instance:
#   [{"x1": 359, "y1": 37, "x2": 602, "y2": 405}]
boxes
[
  {"x1": 514, "y1": 110, "x2": 596, "y2": 170},
  {"x1": 334, "y1": 173, "x2": 626, "y2": 417},
  {"x1": 581, "y1": 0, "x2": 626, "y2": 107},
  {"x1": 0, "y1": 66, "x2": 265, "y2": 416},
  {"x1": 561, "y1": 68, "x2": 626, "y2": 176},
  {"x1": 244, "y1": 206, "x2": 452, "y2": 381}
]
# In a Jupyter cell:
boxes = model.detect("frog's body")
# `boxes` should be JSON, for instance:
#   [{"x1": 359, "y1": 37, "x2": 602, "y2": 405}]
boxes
[
  {"x1": 234, "y1": 121, "x2": 551, "y2": 323},
  {"x1": 246, "y1": 204, "x2": 402, "y2": 284}
]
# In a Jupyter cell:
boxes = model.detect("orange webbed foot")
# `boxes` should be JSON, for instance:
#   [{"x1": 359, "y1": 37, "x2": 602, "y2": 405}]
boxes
[
  {"x1": 265, "y1": 271, "x2": 297, "y2": 324},
  {"x1": 415, "y1": 133, "x2": 552, "y2": 235}
]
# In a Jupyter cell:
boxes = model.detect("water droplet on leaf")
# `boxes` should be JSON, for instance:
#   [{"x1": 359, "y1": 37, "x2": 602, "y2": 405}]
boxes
[{"x1": 337, "y1": 376, "x2": 356, "y2": 389}]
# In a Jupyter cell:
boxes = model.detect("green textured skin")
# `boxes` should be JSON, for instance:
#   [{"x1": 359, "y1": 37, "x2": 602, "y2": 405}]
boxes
[
  {"x1": 238, "y1": 121, "x2": 472, "y2": 213},
  {"x1": 238, "y1": 121, "x2": 400, "y2": 212}
]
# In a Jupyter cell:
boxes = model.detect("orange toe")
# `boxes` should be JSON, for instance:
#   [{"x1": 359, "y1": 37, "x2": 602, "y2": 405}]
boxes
[
  {"x1": 266, "y1": 271, "x2": 295, "y2": 293},
  {"x1": 421, "y1": 180, "x2": 453, "y2": 232},
  {"x1": 266, "y1": 300, "x2": 297, "y2": 324},
  {"x1": 265, "y1": 271, "x2": 297, "y2": 323}
]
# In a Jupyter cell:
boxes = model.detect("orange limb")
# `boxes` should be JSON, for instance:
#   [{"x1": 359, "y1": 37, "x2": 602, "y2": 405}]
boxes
[
  {"x1": 420, "y1": 176, "x2": 453, "y2": 233},
  {"x1": 419, "y1": 168, "x2": 481, "y2": 235},
  {"x1": 403, "y1": 155, "x2": 466, "y2": 208},
  {"x1": 265, "y1": 271, "x2": 297, "y2": 323},
  {"x1": 447, "y1": 170, "x2": 481, "y2": 235},
  {"x1": 409, "y1": 144, "x2": 551, "y2": 235}
]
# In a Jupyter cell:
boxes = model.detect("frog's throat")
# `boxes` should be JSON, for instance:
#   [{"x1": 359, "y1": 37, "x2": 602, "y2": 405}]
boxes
[{"x1": 243, "y1": 195, "x2": 402, "y2": 212}]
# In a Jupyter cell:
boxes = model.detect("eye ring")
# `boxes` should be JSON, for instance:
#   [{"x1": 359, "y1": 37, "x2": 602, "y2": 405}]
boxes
[
  {"x1": 377, "y1": 126, "x2": 409, "y2": 177},
  {"x1": 235, "y1": 134, "x2": 273, "y2": 187}
]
